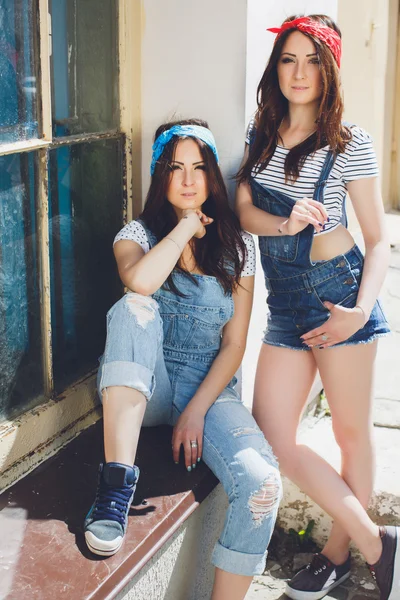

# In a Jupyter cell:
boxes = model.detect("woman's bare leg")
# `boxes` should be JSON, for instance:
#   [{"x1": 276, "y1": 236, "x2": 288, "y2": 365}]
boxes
[
  {"x1": 314, "y1": 342, "x2": 377, "y2": 565},
  {"x1": 211, "y1": 569, "x2": 252, "y2": 600},
  {"x1": 253, "y1": 344, "x2": 382, "y2": 565},
  {"x1": 102, "y1": 386, "x2": 147, "y2": 465}
]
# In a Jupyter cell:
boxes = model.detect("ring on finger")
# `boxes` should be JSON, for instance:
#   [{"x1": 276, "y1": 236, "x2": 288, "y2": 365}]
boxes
[
  {"x1": 190, "y1": 440, "x2": 198, "y2": 448},
  {"x1": 321, "y1": 334, "x2": 328, "y2": 341}
]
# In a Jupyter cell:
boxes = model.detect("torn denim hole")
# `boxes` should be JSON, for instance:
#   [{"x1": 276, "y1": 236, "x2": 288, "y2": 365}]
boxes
[
  {"x1": 231, "y1": 426, "x2": 261, "y2": 438},
  {"x1": 248, "y1": 473, "x2": 281, "y2": 526},
  {"x1": 125, "y1": 293, "x2": 157, "y2": 329},
  {"x1": 260, "y1": 442, "x2": 280, "y2": 469}
]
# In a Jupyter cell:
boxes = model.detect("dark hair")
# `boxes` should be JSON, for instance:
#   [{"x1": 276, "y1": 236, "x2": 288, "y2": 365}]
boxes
[
  {"x1": 140, "y1": 118, "x2": 246, "y2": 296},
  {"x1": 237, "y1": 14, "x2": 352, "y2": 183}
]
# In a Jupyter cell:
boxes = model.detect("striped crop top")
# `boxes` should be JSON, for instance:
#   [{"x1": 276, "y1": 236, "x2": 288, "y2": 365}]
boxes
[{"x1": 246, "y1": 120, "x2": 379, "y2": 236}]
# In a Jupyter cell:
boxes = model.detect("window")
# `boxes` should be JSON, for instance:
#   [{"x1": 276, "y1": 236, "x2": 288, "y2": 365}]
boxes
[{"x1": 0, "y1": 0, "x2": 128, "y2": 421}]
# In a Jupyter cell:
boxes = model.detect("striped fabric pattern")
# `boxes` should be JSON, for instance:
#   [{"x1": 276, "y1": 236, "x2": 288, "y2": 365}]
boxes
[{"x1": 246, "y1": 121, "x2": 379, "y2": 235}]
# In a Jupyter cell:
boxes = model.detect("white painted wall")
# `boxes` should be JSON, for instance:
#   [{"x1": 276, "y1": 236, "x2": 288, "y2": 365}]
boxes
[
  {"x1": 140, "y1": 1, "x2": 346, "y2": 203},
  {"x1": 140, "y1": 0, "x2": 247, "y2": 200},
  {"x1": 338, "y1": 0, "x2": 398, "y2": 208}
]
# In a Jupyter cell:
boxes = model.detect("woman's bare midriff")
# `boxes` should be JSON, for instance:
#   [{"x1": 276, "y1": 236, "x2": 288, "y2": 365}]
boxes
[{"x1": 310, "y1": 224, "x2": 356, "y2": 262}]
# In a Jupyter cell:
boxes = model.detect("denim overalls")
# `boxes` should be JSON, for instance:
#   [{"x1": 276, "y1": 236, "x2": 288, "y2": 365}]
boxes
[
  {"x1": 249, "y1": 150, "x2": 390, "y2": 349},
  {"x1": 97, "y1": 222, "x2": 282, "y2": 576}
]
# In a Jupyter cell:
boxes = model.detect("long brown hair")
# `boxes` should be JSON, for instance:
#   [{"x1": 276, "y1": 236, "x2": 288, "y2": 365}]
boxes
[
  {"x1": 140, "y1": 118, "x2": 246, "y2": 296},
  {"x1": 237, "y1": 14, "x2": 352, "y2": 183}
]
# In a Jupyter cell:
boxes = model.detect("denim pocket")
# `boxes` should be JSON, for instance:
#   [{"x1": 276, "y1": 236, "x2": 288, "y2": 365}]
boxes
[
  {"x1": 259, "y1": 233, "x2": 299, "y2": 263},
  {"x1": 313, "y1": 271, "x2": 359, "y2": 310},
  {"x1": 160, "y1": 300, "x2": 225, "y2": 351}
]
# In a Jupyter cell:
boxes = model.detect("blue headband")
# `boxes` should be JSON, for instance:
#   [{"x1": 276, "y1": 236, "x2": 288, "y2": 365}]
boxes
[{"x1": 150, "y1": 125, "x2": 219, "y2": 175}]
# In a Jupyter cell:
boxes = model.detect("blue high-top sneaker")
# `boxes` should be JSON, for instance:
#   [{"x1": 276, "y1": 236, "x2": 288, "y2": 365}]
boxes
[{"x1": 84, "y1": 462, "x2": 139, "y2": 556}]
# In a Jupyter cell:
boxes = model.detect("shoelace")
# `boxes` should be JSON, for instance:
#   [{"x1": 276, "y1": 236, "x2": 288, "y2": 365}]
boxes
[
  {"x1": 93, "y1": 482, "x2": 133, "y2": 526},
  {"x1": 307, "y1": 554, "x2": 330, "y2": 576}
]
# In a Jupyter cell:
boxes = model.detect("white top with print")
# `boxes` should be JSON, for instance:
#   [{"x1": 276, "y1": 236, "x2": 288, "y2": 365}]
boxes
[
  {"x1": 114, "y1": 220, "x2": 256, "y2": 277},
  {"x1": 246, "y1": 120, "x2": 379, "y2": 235}
]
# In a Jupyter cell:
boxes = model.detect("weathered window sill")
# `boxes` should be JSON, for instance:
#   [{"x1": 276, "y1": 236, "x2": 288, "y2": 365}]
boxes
[{"x1": 0, "y1": 420, "x2": 218, "y2": 599}]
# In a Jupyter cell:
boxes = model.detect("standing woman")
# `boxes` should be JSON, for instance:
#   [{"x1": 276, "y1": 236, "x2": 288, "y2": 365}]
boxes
[
  {"x1": 84, "y1": 119, "x2": 282, "y2": 600},
  {"x1": 236, "y1": 15, "x2": 399, "y2": 600}
]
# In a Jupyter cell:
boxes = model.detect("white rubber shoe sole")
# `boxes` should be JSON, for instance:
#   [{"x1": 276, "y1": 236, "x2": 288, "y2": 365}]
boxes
[
  {"x1": 285, "y1": 571, "x2": 350, "y2": 600},
  {"x1": 85, "y1": 531, "x2": 124, "y2": 557}
]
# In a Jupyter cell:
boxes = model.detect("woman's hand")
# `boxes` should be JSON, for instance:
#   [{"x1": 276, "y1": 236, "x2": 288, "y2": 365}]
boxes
[
  {"x1": 283, "y1": 198, "x2": 329, "y2": 235},
  {"x1": 301, "y1": 301, "x2": 366, "y2": 349},
  {"x1": 172, "y1": 405, "x2": 205, "y2": 471},
  {"x1": 181, "y1": 209, "x2": 214, "y2": 239}
]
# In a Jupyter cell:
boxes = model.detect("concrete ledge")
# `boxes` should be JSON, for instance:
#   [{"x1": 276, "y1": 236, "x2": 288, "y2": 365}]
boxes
[
  {"x1": 115, "y1": 485, "x2": 228, "y2": 600},
  {"x1": 0, "y1": 420, "x2": 220, "y2": 599}
]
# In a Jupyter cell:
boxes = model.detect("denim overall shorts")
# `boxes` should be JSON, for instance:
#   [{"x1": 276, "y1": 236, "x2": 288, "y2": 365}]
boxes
[{"x1": 249, "y1": 151, "x2": 390, "y2": 350}]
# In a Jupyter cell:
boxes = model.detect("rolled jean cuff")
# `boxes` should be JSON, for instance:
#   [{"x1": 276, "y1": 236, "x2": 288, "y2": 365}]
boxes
[
  {"x1": 99, "y1": 360, "x2": 155, "y2": 401},
  {"x1": 211, "y1": 541, "x2": 267, "y2": 576}
]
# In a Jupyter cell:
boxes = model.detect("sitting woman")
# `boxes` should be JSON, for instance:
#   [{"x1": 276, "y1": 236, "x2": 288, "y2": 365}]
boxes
[{"x1": 83, "y1": 119, "x2": 282, "y2": 600}]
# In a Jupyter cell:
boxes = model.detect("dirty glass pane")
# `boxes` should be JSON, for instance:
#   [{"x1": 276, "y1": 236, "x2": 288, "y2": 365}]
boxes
[
  {"x1": 50, "y1": 0, "x2": 118, "y2": 137},
  {"x1": 49, "y1": 138, "x2": 123, "y2": 392},
  {"x1": 0, "y1": 152, "x2": 43, "y2": 421},
  {"x1": 0, "y1": 0, "x2": 39, "y2": 144}
]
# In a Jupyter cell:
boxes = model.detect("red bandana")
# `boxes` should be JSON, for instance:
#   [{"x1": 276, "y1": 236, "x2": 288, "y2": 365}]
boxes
[{"x1": 267, "y1": 17, "x2": 342, "y2": 68}]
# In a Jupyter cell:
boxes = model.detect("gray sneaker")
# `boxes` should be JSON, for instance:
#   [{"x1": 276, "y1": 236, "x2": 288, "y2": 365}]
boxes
[
  {"x1": 285, "y1": 553, "x2": 351, "y2": 600},
  {"x1": 84, "y1": 462, "x2": 139, "y2": 556},
  {"x1": 368, "y1": 526, "x2": 400, "y2": 600}
]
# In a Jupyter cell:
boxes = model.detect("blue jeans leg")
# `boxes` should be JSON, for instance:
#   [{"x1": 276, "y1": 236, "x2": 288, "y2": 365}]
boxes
[
  {"x1": 202, "y1": 393, "x2": 282, "y2": 576},
  {"x1": 97, "y1": 293, "x2": 173, "y2": 425}
]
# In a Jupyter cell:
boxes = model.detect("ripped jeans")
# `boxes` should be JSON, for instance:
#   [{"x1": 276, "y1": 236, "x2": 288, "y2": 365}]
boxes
[{"x1": 97, "y1": 291, "x2": 282, "y2": 576}]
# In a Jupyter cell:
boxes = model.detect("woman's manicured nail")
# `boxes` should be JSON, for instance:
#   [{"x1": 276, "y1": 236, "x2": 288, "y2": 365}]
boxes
[
  {"x1": 318, "y1": 222, "x2": 323, "y2": 227},
  {"x1": 187, "y1": 466, "x2": 192, "y2": 472},
  {"x1": 192, "y1": 463, "x2": 196, "y2": 469},
  {"x1": 327, "y1": 217, "x2": 330, "y2": 222},
  {"x1": 174, "y1": 461, "x2": 179, "y2": 465},
  {"x1": 318, "y1": 346, "x2": 324, "y2": 350},
  {"x1": 197, "y1": 457, "x2": 201, "y2": 462}
]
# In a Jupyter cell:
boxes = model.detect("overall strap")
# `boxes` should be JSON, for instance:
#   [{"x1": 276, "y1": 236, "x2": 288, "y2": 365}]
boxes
[
  {"x1": 249, "y1": 121, "x2": 337, "y2": 205},
  {"x1": 312, "y1": 151, "x2": 337, "y2": 203},
  {"x1": 136, "y1": 218, "x2": 158, "y2": 249}
]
